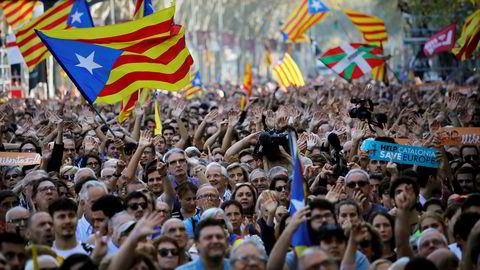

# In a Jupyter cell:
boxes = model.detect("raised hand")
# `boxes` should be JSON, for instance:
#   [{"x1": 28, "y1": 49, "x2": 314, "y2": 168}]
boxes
[
  {"x1": 227, "y1": 109, "x2": 241, "y2": 127},
  {"x1": 265, "y1": 110, "x2": 275, "y2": 130},
  {"x1": 172, "y1": 101, "x2": 186, "y2": 118},
  {"x1": 134, "y1": 103, "x2": 145, "y2": 118},
  {"x1": 352, "y1": 122, "x2": 366, "y2": 141},
  {"x1": 325, "y1": 183, "x2": 343, "y2": 203},
  {"x1": 129, "y1": 212, "x2": 164, "y2": 240},
  {"x1": 113, "y1": 138, "x2": 124, "y2": 150},
  {"x1": 156, "y1": 161, "x2": 167, "y2": 176},
  {"x1": 306, "y1": 133, "x2": 319, "y2": 150},
  {"x1": 139, "y1": 130, "x2": 153, "y2": 148},
  {"x1": 205, "y1": 110, "x2": 219, "y2": 124},
  {"x1": 352, "y1": 191, "x2": 367, "y2": 214},
  {"x1": 84, "y1": 136, "x2": 99, "y2": 153},
  {"x1": 447, "y1": 94, "x2": 461, "y2": 112}
]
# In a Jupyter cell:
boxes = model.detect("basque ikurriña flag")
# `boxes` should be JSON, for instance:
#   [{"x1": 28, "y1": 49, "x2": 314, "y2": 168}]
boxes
[
  {"x1": 288, "y1": 130, "x2": 312, "y2": 256},
  {"x1": 35, "y1": 5, "x2": 193, "y2": 104}
]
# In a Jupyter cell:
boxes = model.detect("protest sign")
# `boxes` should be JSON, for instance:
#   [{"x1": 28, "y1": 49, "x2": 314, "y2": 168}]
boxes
[
  {"x1": 437, "y1": 127, "x2": 480, "y2": 145},
  {"x1": 362, "y1": 140, "x2": 439, "y2": 168},
  {"x1": 0, "y1": 152, "x2": 41, "y2": 166}
]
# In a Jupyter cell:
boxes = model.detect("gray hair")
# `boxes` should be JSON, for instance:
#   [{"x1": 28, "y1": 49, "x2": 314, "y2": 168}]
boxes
[
  {"x1": 5, "y1": 206, "x2": 29, "y2": 222},
  {"x1": 74, "y1": 167, "x2": 96, "y2": 184},
  {"x1": 201, "y1": 207, "x2": 233, "y2": 233},
  {"x1": 79, "y1": 180, "x2": 107, "y2": 201},
  {"x1": 230, "y1": 239, "x2": 267, "y2": 261},
  {"x1": 206, "y1": 162, "x2": 228, "y2": 178},
  {"x1": 345, "y1": 168, "x2": 370, "y2": 183},
  {"x1": 298, "y1": 247, "x2": 336, "y2": 270},
  {"x1": 417, "y1": 228, "x2": 448, "y2": 249},
  {"x1": 249, "y1": 169, "x2": 266, "y2": 180},
  {"x1": 163, "y1": 148, "x2": 185, "y2": 163},
  {"x1": 160, "y1": 218, "x2": 184, "y2": 235},
  {"x1": 268, "y1": 166, "x2": 288, "y2": 180},
  {"x1": 109, "y1": 211, "x2": 134, "y2": 230}
]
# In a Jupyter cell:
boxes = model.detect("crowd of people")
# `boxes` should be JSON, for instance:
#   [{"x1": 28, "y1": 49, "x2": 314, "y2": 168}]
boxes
[{"x1": 0, "y1": 78, "x2": 479, "y2": 270}]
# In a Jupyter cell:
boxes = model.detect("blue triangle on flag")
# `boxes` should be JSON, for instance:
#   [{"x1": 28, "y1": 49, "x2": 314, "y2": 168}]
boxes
[
  {"x1": 308, "y1": 0, "x2": 329, "y2": 14},
  {"x1": 36, "y1": 30, "x2": 123, "y2": 103},
  {"x1": 192, "y1": 72, "x2": 202, "y2": 87},
  {"x1": 67, "y1": 0, "x2": 94, "y2": 28}
]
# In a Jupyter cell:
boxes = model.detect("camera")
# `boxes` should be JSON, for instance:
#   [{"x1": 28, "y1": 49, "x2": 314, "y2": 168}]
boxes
[
  {"x1": 349, "y1": 98, "x2": 387, "y2": 131},
  {"x1": 254, "y1": 130, "x2": 290, "y2": 162}
]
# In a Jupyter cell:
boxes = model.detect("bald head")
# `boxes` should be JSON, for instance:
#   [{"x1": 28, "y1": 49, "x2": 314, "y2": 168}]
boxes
[
  {"x1": 161, "y1": 218, "x2": 187, "y2": 248},
  {"x1": 299, "y1": 247, "x2": 337, "y2": 270},
  {"x1": 427, "y1": 249, "x2": 459, "y2": 270}
]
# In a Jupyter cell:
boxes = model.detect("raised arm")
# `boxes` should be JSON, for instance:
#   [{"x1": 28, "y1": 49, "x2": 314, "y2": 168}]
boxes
[
  {"x1": 203, "y1": 120, "x2": 227, "y2": 151},
  {"x1": 224, "y1": 131, "x2": 260, "y2": 162},
  {"x1": 193, "y1": 110, "x2": 218, "y2": 150},
  {"x1": 125, "y1": 130, "x2": 153, "y2": 180},
  {"x1": 172, "y1": 102, "x2": 189, "y2": 149},
  {"x1": 131, "y1": 104, "x2": 144, "y2": 142},
  {"x1": 221, "y1": 109, "x2": 241, "y2": 153},
  {"x1": 394, "y1": 187, "x2": 416, "y2": 259}
]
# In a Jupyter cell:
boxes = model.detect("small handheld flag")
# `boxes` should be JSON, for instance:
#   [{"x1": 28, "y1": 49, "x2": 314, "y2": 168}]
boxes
[{"x1": 281, "y1": 0, "x2": 329, "y2": 43}]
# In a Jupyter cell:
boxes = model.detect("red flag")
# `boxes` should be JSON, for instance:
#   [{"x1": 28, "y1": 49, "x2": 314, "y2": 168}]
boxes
[{"x1": 423, "y1": 23, "x2": 456, "y2": 58}]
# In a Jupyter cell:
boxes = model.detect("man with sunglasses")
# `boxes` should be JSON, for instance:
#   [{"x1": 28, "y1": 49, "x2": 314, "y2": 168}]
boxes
[
  {"x1": 125, "y1": 191, "x2": 151, "y2": 221},
  {"x1": 344, "y1": 169, "x2": 387, "y2": 221}
]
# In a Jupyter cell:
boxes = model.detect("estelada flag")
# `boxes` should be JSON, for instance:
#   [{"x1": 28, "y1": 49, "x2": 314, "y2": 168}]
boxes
[
  {"x1": 318, "y1": 43, "x2": 384, "y2": 81},
  {"x1": 35, "y1": 5, "x2": 193, "y2": 104},
  {"x1": 423, "y1": 23, "x2": 457, "y2": 58},
  {"x1": 281, "y1": 0, "x2": 329, "y2": 43}
]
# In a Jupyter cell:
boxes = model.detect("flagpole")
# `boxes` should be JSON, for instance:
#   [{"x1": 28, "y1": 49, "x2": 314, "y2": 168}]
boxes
[
  {"x1": 88, "y1": 102, "x2": 118, "y2": 139},
  {"x1": 109, "y1": 0, "x2": 115, "y2": 24}
]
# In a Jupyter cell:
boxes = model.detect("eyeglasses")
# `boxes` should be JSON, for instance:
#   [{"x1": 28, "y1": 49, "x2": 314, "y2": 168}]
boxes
[
  {"x1": 167, "y1": 158, "x2": 186, "y2": 166},
  {"x1": 22, "y1": 148, "x2": 36, "y2": 153},
  {"x1": 38, "y1": 186, "x2": 57, "y2": 193},
  {"x1": 8, "y1": 218, "x2": 28, "y2": 226},
  {"x1": 346, "y1": 181, "x2": 369, "y2": 189},
  {"x1": 63, "y1": 174, "x2": 75, "y2": 181},
  {"x1": 158, "y1": 248, "x2": 179, "y2": 257},
  {"x1": 275, "y1": 185, "x2": 287, "y2": 192},
  {"x1": 232, "y1": 255, "x2": 268, "y2": 265},
  {"x1": 197, "y1": 194, "x2": 218, "y2": 200},
  {"x1": 4, "y1": 174, "x2": 20, "y2": 180},
  {"x1": 128, "y1": 202, "x2": 148, "y2": 211},
  {"x1": 157, "y1": 209, "x2": 170, "y2": 215}
]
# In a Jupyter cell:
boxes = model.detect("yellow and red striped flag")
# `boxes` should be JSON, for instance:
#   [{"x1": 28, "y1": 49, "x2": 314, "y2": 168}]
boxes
[
  {"x1": 36, "y1": 4, "x2": 193, "y2": 104},
  {"x1": 181, "y1": 71, "x2": 203, "y2": 100},
  {"x1": 452, "y1": 9, "x2": 480, "y2": 61},
  {"x1": 15, "y1": 0, "x2": 93, "y2": 71},
  {"x1": 344, "y1": 9, "x2": 389, "y2": 83},
  {"x1": 0, "y1": 0, "x2": 39, "y2": 29},
  {"x1": 281, "y1": 0, "x2": 329, "y2": 43},
  {"x1": 272, "y1": 53, "x2": 305, "y2": 89}
]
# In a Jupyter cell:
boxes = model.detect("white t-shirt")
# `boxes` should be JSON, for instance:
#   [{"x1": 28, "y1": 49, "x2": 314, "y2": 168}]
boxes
[{"x1": 52, "y1": 242, "x2": 89, "y2": 261}]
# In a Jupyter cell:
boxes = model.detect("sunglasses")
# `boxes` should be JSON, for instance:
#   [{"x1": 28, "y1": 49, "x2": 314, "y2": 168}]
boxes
[
  {"x1": 4, "y1": 174, "x2": 20, "y2": 180},
  {"x1": 127, "y1": 203, "x2": 148, "y2": 211},
  {"x1": 346, "y1": 181, "x2": 369, "y2": 189},
  {"x1": 158, "y1": 248, "x2": 179, "y2": 257},
  {"x1": 63, "y1": 174, "x2": 75, "y2": 181},
  {"x1": 275, "y1": 185, "x2": 287, "y2": 192}
]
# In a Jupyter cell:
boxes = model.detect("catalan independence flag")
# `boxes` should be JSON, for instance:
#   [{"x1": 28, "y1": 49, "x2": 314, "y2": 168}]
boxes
[
  {"x1": 36, "y1": 5, "x2": 193, "y2": 104},
  {"x1": 134, "y1": 0, "x2": 155, "y2": 18},
  {"x1": 15, "y1": 0, "x2": 93, "y2": 71},
  {"x1": 281, "y1": 0, "x2": 329, "y2": 42},
  {"x1": 452, "y1": 9, "x2": 480, "y2": 61},
  {"x1": 117, "y1": 0, "x2": 156, "y2": 123},
  {"x1": 182, "y1": 71, "x2": 203, "y2": 100},
  {"x1": 272, "y1": 53, "x2": 305, "y2": 89},
  {"x1": 287, "y1": 129, "x2": 311, "y2": 256},
  {"x1": 344, "y1": 10, "x2": 388, "y2": 83},
  {"x1": 0, "y1": 0, "x2": 39, "y2": 29}
]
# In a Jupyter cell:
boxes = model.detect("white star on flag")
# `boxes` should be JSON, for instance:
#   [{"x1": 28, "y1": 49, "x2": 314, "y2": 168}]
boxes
[
  {"x1": 193, "y1": 78, "x2": 201, "y2": 85},
  {"x1": 291, "y1": 198, "x2": 305, "y2": 212},
  {"x1": 71, "y1": 10, "x2": 84, "y2": 24},
  {"x1": 75, "y1": 51, "x2": 102, "y2": 75},
  {"x1": 311, "y1": 0, "x2": 322, "y2": 10}
]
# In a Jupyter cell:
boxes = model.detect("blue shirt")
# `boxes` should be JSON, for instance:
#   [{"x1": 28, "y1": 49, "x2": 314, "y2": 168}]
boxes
[
  {"x1": 175, "y1": 258, "x2": 231, "y2": 270},
  {"x1": 184, "y1": 210, "x2": 201, "y2": 239},
  {"x1": 285, "y1": 250, "x2": 369, "y2": 270}
]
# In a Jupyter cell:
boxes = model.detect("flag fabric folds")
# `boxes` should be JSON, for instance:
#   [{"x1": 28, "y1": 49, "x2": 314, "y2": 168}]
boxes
[
  {"x1": 424, "y1": 23, "x2": 457, "y2": 58},
  {"x1": 318, "y1": 43, "x2": 385, "y2": 81},
  {"x1": 344, "y1": 9, "x2": 388, "y2": 83},
  {"x1": 134, "y1": 0, "x2": 155, "y2": 19},
  {"x1": 154, "y1": 100, "x2": 163, "y2": 135},
  {"x1": 344, "y1": 9, "x2": 388, "y2": 46},
  {"x1": 287, "y1": 130, "x2": 311, "y2": 256},
  {"x1": 182, "y1": 71, "x2": 203, "y2": 99},
  {"x1": 452, "y1": 9, "x2": 480, "y2": 61},
  {"x1": 272, "y1": 53, "x2": 305, "y2": 89},
  {"x1": 281, "y1": 0, "x2": 329, "y2": 42},
  {"x1": 0, "y1": 0, "x2": 39, "y2": 29},
  {"x1": 15, "y1": 0, "x2": 94, "y2": 71},
  {"x1": 118, "y1": 0, "x2": 156, "y2": 123},
  {"x1": 36, "y1": 5, "x2": 193, "y2": 104}
]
